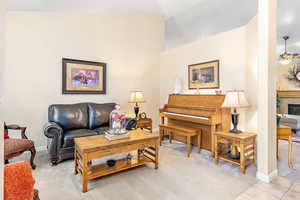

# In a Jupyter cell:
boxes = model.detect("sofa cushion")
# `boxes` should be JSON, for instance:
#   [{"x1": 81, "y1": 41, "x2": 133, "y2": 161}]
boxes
[
  {"x1": 88, "y1": 103, "x2": 116, "y2": 129},
  {"x1": 93, "y1": 126, "x2": 109, "y2": 135},
  {"x1": 49, "y1": 104, "x2": 88, "y2": 130},
  {"x1": 63, "y1": 129, "x2": 97, "y2": 148}
]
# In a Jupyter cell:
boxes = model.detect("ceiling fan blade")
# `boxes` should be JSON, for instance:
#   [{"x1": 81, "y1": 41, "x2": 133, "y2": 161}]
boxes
[{"x1": 295, "y1": 55, "x2": 300, "y2": 59}]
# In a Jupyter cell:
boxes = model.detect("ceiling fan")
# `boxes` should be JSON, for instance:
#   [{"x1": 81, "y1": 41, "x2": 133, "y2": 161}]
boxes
[{"x1": 280, "y1": 36, "x2": 300, "y2": 65}]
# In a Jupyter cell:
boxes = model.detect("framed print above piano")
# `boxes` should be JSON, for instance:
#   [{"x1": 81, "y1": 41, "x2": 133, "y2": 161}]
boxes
[{"x1": 188, "y1": 60, "x2": 219, "y2": 89}]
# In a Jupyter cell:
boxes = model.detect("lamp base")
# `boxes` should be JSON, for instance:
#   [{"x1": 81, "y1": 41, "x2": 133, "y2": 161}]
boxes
[
  {"x1": 134, "y1": 104, "x2": 139, "y2": 119},
  {"x1": 229, "y1": 128, "x2": 242, "y2": 134},
  {"x1": 230, "y1": 112, "x2": 242, "y2": 134}
]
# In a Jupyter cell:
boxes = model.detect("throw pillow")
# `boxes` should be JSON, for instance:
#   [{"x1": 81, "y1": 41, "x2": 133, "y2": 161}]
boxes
[{"x1": 4, "y1": 129, "x2": 9, "y2": 139}]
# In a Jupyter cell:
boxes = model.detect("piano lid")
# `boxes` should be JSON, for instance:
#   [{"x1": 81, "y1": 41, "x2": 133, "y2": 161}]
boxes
[{"x1": 167, "y1": 94, "x2": 226, "y2": 109}]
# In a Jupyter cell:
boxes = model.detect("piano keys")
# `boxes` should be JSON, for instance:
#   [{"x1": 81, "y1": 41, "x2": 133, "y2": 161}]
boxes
[
  {"x1": 162, "y1": 112, "x2": 209, "y2": 120},
  {"x1": 159, "y1": 94, "x2": 231, "y2": 155}
]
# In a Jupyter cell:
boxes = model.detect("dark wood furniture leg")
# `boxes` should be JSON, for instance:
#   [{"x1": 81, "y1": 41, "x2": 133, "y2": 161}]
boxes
[
  {"x1": 51, "y1": 158, "x2": 58, "y2": 166},
  {"x1": 29, "y1": 147, "x2": 36, "y2": 169}
]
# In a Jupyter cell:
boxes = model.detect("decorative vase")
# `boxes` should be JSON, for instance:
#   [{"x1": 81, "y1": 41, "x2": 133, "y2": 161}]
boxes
[
  {"x1": 106, "y1": 159, "x2": 116, "y2": 167},
  {"x1": 109, "y1": 105, "x2": 126, "y2": 135},
  {"x1": 173, "y1": 77, "x2": 182, "y2": 94}
]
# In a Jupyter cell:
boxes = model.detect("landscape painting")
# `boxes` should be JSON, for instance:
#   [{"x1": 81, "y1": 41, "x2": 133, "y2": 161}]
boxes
[
  {"x1": 71, "y1": 68, "x2": 99, "y2": 86},
  {"x1": 62, "y1": 58, "x2": 106, "y2": 94},
  {"x1": 188, "y1": 60, "x2": 219, "y2": 89}
]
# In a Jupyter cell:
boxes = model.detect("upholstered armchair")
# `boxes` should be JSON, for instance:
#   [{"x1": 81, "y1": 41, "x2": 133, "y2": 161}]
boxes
[
  {"x1": 4, "y1": 161, "x2": 39, "y2": 200},
  {"x1": 4, "y1": 123, "x2": 36, "y2": 169}
]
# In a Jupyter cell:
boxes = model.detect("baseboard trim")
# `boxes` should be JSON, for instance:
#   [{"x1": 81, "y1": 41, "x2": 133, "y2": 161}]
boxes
[
  {"x1": 256, "y1": 169, "x2": 278, "y2": 183},
  {"x1": 36, "y1": 145, "x2": 47, "y2": 152}
]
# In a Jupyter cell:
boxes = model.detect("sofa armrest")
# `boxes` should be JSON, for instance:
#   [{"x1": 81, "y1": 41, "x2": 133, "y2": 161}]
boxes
[
  {"x1": 43, "y1": 122, "x2": 63, "y2": 164},
  {"x1": 44, "y1": 122, "x2": 63, "y2": 138}
]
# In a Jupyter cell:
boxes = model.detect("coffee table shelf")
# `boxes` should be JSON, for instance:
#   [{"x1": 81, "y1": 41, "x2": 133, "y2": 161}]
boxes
[
  {"x1": 218, "y1": 153, "x2": 240, "y2": 165},
  {"x1": 87, "y1": 156, "x2": 153, "y2": 179}
]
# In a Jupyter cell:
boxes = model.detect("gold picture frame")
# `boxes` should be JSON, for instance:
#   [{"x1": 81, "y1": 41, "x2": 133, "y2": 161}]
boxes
[
  {"x1": 62, "y1": 58, "x2": 106, "y2": 94},
  {"x1": 188, "y1": 60, "x2": 219, "y2": 89}
]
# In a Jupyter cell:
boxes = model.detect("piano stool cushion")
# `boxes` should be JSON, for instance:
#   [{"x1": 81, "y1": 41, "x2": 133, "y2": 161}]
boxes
[{"x1": 159, "y1": 123, "x2": 199, "y2": 134}]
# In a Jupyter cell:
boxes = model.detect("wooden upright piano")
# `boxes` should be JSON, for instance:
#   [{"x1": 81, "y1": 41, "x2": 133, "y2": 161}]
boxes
[{"x1": 159, "y1": 94, "x2": 231, "y2": 155}]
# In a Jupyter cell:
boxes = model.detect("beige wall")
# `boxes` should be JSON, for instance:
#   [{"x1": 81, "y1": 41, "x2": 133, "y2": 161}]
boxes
[
  {"x1": 159, "y1": 26, "x2": 248, "y2": 129},
  {"x1": 245, "y1": 17, "x2": 258, "y2": 132},
  {"x1": 4, "y1": 12, "x2": 164, "y2": 147}
]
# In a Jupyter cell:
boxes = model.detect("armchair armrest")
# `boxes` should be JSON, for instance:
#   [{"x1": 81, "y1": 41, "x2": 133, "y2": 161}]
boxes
[{"x1": 4, "y1": 122, "x2": 27, "y2": 139}]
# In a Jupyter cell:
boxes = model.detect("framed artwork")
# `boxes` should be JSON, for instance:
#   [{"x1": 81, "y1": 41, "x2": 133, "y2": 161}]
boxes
[
  {"x1": 62, "y1": 58, "x2": 106, "y2": 94},
  {"x1": 188, "y1": 60, "x2": 219, "y2": 89}
]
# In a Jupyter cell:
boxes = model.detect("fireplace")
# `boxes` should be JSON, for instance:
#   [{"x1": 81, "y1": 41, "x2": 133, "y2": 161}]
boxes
[{"x1": 288, "y1": 104, "x2": 300, "y2": 115}]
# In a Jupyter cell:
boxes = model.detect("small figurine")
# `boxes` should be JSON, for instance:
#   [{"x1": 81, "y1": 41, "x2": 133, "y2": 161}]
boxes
[
  {"x1": 138, "y1": 149, "x2": 144, "y2": 160},
  {"x1": 126, "y1": 153, "x2": 132, "y2": 163}
]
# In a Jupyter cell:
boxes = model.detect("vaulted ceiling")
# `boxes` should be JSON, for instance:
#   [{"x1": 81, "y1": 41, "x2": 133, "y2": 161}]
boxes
[{"x1": 6, "y1": 0, "x2": 300, "y2": 53}]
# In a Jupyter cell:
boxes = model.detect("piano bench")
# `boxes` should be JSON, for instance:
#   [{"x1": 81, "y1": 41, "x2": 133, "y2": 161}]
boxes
[{"x1": 159, "y1": 123, "x2": 201, "y2": 157}]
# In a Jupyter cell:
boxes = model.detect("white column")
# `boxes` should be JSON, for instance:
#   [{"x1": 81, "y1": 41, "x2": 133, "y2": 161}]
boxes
[{"x1": 256, "y1": 0, "x2": 278, "y2": 182}]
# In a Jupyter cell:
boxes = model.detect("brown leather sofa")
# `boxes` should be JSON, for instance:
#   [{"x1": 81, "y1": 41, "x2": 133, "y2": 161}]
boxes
[{"x1": 44, "y1": 102, "x2": 119, "y2": 165}]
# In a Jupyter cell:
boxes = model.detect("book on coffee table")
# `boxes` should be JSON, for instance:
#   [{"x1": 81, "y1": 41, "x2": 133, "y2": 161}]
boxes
[{"x1": 105, "y1": 132, "x2": 130, "y2": 141}]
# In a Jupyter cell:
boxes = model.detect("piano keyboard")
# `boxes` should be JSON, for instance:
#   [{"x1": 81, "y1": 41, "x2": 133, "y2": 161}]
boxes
[{"x1": 163, "y1": 112, "x2": 209, "y2": 120}]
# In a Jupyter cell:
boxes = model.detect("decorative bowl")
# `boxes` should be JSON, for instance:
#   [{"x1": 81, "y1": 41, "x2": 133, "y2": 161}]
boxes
[{"x1": 106, "y1": 159, "x2": 116, "y2": 167}]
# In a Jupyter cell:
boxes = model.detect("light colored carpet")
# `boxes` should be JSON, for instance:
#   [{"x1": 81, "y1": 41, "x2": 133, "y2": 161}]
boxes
[
  {"x1": 12, "y1": 140, "x2": 300, "y2": 200},
  {"x1": 12, "y1": 140, "x2": 258, "y2": 200}
]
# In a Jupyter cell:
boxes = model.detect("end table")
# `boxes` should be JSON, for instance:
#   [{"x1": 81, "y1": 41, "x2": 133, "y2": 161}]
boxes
[
  {"x1": 214, "y1": 131, "x2": 257, "y2": 174},
  {"x1": 277, "y1": 125, "x2": 293, "y2": 168},
  {"x1": 136, "y1": 112, "x2": 152, "y2": 133}
]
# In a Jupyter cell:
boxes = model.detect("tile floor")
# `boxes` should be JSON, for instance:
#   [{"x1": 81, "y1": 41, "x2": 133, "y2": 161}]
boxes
[{"x1": 236, "y1": 140, "x2": 300, "y2": 200}]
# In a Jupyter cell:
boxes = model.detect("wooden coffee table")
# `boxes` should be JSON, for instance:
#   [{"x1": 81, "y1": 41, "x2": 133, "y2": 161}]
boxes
[{"x1": 74, "y1": 129, "x2": 159, "y2": 192}]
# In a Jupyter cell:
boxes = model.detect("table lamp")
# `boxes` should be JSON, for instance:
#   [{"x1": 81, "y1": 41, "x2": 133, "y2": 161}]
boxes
[
  {"x1": 129, "y1": 91, "x2": 145, "y2": 118},
  {"x1": 222, "y1": 90, "x2": 249, "y2": 134}
]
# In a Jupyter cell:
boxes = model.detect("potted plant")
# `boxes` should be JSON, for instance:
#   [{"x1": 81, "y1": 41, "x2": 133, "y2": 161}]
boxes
[{"x1": 277, "y1": 94, "x2": 281, "y2": 126}]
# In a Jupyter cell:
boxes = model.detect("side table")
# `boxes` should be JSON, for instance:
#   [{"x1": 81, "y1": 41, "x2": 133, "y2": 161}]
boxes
[
  {"x1": 277, "y1": 125, "x2": 293, "y2": 168},
  {"x1": 136, "y1": 113, "x2": 152, "y2": 133},
  {"x1": 214, "y1": 131, "x2": 257, "y2": 174}
]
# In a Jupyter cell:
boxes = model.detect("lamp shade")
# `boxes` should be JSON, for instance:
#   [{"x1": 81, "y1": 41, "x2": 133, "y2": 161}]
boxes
[
  {"x1": 222, "y1": 90, "x2": 249, "y2": 108},
  {"x1": 129, "y1": 91, "x2": 145, "y2": 103}
]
